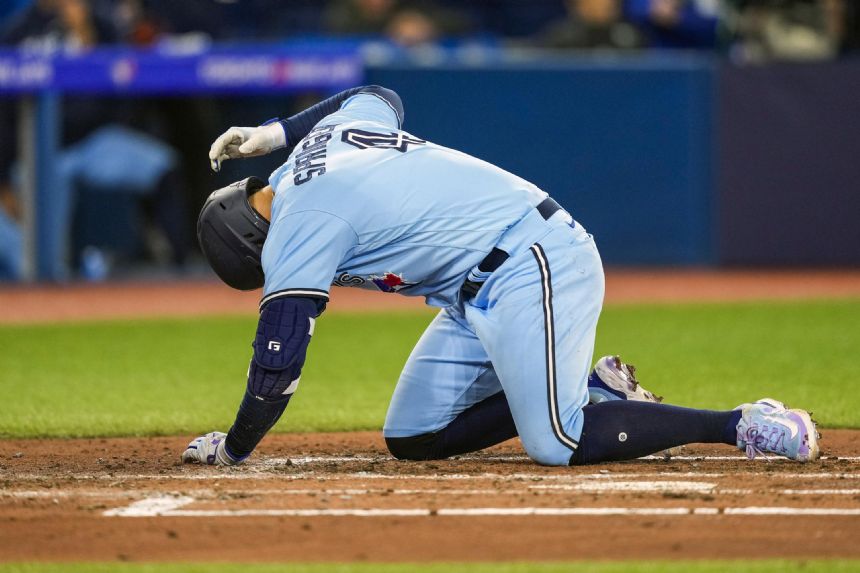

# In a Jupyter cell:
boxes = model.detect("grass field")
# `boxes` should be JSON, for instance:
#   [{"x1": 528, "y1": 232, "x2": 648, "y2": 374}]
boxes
[
  {"x1": 1, "y1": 562, "x2": 859, "y2": 573},
  {"x1": 1, "y1": 299, "x2": 858, "y2": 438}
]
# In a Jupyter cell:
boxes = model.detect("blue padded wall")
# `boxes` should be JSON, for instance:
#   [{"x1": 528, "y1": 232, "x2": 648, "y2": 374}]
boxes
[{"x1": 368, "y1": 56, "x2": 715, "y2": 265}]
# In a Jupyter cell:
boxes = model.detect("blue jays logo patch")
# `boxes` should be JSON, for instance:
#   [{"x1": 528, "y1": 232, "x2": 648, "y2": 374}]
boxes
[{"x1": 370, "y1": 272, "x2": 417, "y2": 293}]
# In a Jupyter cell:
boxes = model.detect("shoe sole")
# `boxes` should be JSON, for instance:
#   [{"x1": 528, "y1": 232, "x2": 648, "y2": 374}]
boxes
[{"x1": 787, "y1": 408, "x2": 820, "y2": 462}]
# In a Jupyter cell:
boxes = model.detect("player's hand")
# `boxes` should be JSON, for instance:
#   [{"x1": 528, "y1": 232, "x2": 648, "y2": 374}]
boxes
[
  {"x1": 208, "y1": 123, "x2": 287, "y2": 172},
  {"x1": 181, "y1": 431, "x2": 243, "y2": 465}
]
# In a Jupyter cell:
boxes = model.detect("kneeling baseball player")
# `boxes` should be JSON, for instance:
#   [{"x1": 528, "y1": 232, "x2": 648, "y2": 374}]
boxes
[{"x1": 183, "y1": 85, "x2": 819, "y2": 467}]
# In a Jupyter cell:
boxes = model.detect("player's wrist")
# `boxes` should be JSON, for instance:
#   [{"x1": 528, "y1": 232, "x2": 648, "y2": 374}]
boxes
[
  {"x1": 275, "y1": 120, "x2": 290, "y2": 149},
  {"x1": 259, "y1": 119, "x2": 287, "y2": 150},
  {"x1": 215, "y1": 438, "x2": 247, "y2": 465}
]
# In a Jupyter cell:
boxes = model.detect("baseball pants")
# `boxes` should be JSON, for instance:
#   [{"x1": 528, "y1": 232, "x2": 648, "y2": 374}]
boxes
[{"x1": 383, "y1": 219, "x2": 604, "y2": 466}]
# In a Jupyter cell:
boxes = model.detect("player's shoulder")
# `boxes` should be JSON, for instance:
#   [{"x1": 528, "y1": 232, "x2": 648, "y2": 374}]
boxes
[
  {"x1": 329, "y1": 92, "x2": 402, "y2": 131},
  {"x1": 265, "y1": 204, "x2": 358, "y2": 252},
  {"x1": 314, "y1": 116, "x2": 398, "y2": 136}
]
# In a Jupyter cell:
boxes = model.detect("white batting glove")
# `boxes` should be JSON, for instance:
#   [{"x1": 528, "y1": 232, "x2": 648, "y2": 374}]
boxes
[
  {"x1": 181, "y1": 431, "x2": 244, "y2": 466},
  {"x1": 208, "y1": 122, "x2": 287, "y2": 172}
]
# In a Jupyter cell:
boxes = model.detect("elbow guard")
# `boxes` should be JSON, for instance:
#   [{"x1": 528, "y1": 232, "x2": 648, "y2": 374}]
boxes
[{"x1": 247, "y1": 297, "x2": 318, "y2": 400}]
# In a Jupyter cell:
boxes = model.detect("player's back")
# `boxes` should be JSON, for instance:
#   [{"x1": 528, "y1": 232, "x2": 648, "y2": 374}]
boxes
[{"x1": 265, "y1": 93, "x2": 551, "y2": 307}]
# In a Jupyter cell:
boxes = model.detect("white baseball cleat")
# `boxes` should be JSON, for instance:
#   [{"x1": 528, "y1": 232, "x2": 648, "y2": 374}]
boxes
[
  {"x1": 735, "y1": 398, "x2": 820, "y2": 462},
  {"x1": 588, "y1": 355, "x2": 663, "y2": 404}
]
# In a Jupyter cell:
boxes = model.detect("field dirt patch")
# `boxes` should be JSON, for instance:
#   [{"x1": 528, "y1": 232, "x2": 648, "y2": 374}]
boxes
[
  {"x1": 2, "y1": 269, "x2": 859, "y2": 325},
  {"x1": 1, "y1": 431, "x2": 859, "y2": 562}
]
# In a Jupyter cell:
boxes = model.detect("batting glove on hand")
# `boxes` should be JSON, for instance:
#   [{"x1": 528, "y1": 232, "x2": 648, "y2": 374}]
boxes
[
  {"x1": 181, "y1": 431, "x2": 244, "y2": 466},
  {"x1": 208, "y1": 122, "x2": 287, "y2": 172}
]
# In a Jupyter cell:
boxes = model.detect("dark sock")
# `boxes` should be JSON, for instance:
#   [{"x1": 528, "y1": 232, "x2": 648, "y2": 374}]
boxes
[
  {"x1": 433, "y1": 391, "x2": 518, "y2": 457},
  {"x1": 724, "y1": 409, "x2": 742, "y2": 444},
  {"x1": 224, "y1": 390, "x2": 291, "y2": 460},
  {"x1": 571, "y1": 401, "x2": 740, "y2": 465},
  {"x1": 387, "y1": 391, "x2": 518, "y2": 460}
]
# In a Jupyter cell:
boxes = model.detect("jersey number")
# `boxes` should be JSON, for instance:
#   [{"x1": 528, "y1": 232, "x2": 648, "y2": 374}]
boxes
[{"x1": 341, "y1": 129, "x2": 426, "y2": 153}]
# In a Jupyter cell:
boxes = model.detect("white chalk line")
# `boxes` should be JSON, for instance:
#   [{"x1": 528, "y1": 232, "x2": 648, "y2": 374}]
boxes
[
  {"x1": 6, "y1": 470, "x2": 860, "y2": 483},
  {"x1": 531, "y1": 481, "x2": 718, "y2": 493},
  {"x1": 104, "y1": 495, "x2": 193, "y2": 516},
  {"x1": 0, "y1": 484, "x2": 724, "y2": 500},
  {"x1": 781, "y1": 489, "x2": 860, "y2": 496},
  {"x1": 643, "y1": 455, "x2": 860, "y2": 461},
  {"x1": 268, "y1": 454, "x2": 860, "y2": 465},
  {"x1": 7, "y1": 485, "x2": 858, "y2": 502},
  {"x1": 102, "y1": 495, "x2": 860, "y2": 518},
  {"x1": 0, "y1": 490, "x2": 139, "y2": 499}
]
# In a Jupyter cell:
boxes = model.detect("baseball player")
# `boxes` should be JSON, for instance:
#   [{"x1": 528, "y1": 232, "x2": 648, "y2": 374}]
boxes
[{"x1": 182, "y1": 85, "x2": 819, "y2": 467}]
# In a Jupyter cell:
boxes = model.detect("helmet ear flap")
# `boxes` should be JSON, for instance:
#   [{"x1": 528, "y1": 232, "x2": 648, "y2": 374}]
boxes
[{"x1": 197, "y1": 176, "x2": 270, "y2": 290}]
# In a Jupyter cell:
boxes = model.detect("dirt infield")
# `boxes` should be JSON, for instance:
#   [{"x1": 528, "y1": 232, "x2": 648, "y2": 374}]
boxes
[
  {"x1": 1, "y1": 432, "x2": 859, "y2": 562},
  {"x1": 2, "y1": 272, "x2": 858, "y2": 562},
  {"x1": 1, "y1": 269, "x2": 859, "y2": 324}
]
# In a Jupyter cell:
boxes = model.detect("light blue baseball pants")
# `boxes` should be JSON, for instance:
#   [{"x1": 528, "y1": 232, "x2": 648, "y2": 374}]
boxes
[{"x1": 384, "y1": 217, "x2": 605, "y2": 466}]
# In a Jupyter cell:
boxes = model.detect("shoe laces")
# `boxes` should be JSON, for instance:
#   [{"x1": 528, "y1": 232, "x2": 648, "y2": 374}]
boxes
[
  {"x1": 745, "y1": 441, "x2": 766, "y2": 460},
  {"x1": 741, "y1": 425, "x2": 785, "y2": 460}
]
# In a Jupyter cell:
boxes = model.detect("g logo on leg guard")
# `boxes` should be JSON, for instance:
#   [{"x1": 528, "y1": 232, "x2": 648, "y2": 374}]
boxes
[{"x1": 248, "y1": 297, "x2": 318, "y2": 400}]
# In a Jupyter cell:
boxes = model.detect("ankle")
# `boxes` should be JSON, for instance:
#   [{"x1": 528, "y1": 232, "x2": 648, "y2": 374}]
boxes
[{"x1": 722, "y1": 410, "x2": 742, "y2": 445}]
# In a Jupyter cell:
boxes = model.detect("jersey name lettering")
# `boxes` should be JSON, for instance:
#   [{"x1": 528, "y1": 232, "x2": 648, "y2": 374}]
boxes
[
  {"x1": 342, "y1": 129, "x2": 426, "y2": 153},
  {"x1": 293, "y1": 124, "x2": 336, "y2": 185}
]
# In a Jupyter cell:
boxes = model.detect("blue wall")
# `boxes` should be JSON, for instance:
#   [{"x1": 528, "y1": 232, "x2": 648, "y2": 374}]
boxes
[
  {"x1": 10, "y1": 46, "x2": 858, "y2": 273},
  {"x1": 718, "y1": 60, "x2": 860, "y2": 266},
  {"x1": 368, "y1": 56, "x2": 716, "y2": 265}
]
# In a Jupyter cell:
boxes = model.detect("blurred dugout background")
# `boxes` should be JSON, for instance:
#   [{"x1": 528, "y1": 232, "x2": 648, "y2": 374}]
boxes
[{"x1": 0, "y1": 0, "x2": 858, "y2": 283}]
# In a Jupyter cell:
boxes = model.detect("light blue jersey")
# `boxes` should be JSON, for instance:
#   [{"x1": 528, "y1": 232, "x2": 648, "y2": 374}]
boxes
[
  {"x1": 262, "y1": 93, "x2": 548, "y2": 308},
  {"x1": 264, "y1": 92, "x2": 604, "y2": 466}
]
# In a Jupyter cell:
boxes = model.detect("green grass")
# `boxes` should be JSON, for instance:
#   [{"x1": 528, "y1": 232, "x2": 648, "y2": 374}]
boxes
[
  {"x1": 0, "y1": 299, "x2": 858, "y2": 438},
  {"x1": 1, "y1": 562, "x2": 859, "y2": 573}
]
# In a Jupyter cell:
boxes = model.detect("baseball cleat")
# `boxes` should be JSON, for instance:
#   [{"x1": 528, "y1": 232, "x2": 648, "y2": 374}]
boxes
[
  {"x1": 588, "y1": 355, "x2": 663, "y2": 404},
  {"x1": 588, "y1": 356, "x2": 682, "y2": 458},
  {"x1": 735, "y1": 398, "x2": 820, "y2": 462}
]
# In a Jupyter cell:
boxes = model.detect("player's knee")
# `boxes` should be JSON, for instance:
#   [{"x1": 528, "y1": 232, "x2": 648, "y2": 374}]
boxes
[
  {"x1": 385, "y1": 433, "x2": 440, "y2": 461},
  {"x1": 521, "y1": 439, "x2": 573, "y2": 467}
]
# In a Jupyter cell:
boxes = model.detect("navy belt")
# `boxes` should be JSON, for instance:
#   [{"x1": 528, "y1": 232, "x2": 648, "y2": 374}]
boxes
[{"x1": 461, "y1": 197, "x2": 564, "y2": 299}]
